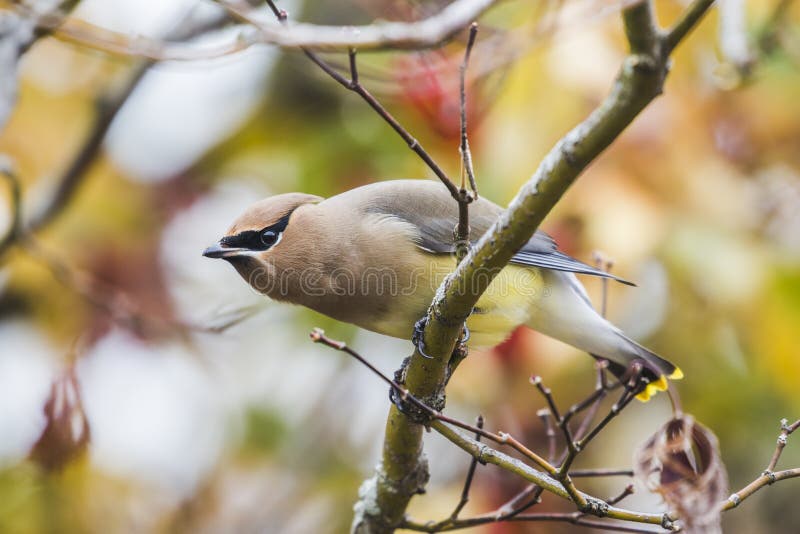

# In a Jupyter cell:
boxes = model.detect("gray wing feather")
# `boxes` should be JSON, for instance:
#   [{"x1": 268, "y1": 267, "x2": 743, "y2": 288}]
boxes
[
  {"x1": 511, "y1": 251, "x2": 635, "y2": 286},
  {"x1": 357, "y1": 180, "x2": 633, "y2": 285}
]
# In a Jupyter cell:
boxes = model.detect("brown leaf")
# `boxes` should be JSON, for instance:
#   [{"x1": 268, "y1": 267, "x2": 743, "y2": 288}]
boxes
[
  {"x1": 634, "y1": 415, "x2": 728, "y2": 534},
  {"x1": 28, "y1": 367, "x2": 90, "y2": 472}
]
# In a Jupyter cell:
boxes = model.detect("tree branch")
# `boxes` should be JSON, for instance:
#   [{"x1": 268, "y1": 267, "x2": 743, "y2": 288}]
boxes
[
  {"x1": 214, "y1": 0, "x2": 497, "y2": 51},
  {"x1": 723, "y1": 418, "x2": 800, "y2": 511},
  {"x1": 358, "y1": 0, "x2": 716, "y2": 531},
  {"x1": 430, "y1": 421, "x2": 671, "y2": 527},
  {"x1": 457, "y1": 22, "x2": 479, "y2": 240},
  {"x1": 310, "y1": 329, "x2": 672, "y2": 531},
  {"x1": 259, "y1": 1, "x2": 465, "y2": 202},
  {"x1": 664, "y1": 0, "x2": 716, "y2": 54},
  {"x1": 313, "y1": 328, "x2": 800, "y2": 532}
]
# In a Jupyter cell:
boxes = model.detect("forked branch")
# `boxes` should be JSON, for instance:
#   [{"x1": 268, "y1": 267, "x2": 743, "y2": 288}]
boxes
[{"x1": 357, "y1": 1, "x2": 715, "y2": 531}]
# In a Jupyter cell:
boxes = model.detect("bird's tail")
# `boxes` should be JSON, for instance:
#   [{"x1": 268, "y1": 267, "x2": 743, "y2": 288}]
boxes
[
  {"x1": 593, "y1": 333, "x2": 683, "y2": 402},
  {"x1": 527, "y1": 271, "x2": 682, "y2": 402}
]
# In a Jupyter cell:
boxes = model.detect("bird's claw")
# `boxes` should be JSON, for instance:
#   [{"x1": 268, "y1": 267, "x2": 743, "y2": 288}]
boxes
[
  {"x1": 460, "y1": 324, "x2": 470, "y2": 345},
  {"x1": 412, "y1": 317, "x2": 433, "y2": 359}
]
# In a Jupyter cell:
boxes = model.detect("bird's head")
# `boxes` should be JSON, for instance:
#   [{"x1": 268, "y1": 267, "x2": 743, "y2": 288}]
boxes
[{"x1": 203, "y1": 192, "x2": 323, "y2": 292}]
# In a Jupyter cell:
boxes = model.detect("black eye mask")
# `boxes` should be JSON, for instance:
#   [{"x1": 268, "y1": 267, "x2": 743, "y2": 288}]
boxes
[{"x1": 221, "y1": 212, "x2": 292, "y2": 251}]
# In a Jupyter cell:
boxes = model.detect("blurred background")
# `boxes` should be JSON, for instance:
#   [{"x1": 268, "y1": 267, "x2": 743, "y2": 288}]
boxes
[{"x1": 1, "y1": 0, "x2": 800, "y2": 532}]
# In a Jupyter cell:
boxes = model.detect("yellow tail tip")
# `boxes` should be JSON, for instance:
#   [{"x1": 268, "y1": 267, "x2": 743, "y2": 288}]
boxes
[
  {"x1": 652, "y1": 375, "x2": 669, "y2": 391},
  {"x1": 635, "y1": 382, "x2": 661, "y2": 402},
  {"x1": 635, "y1": 369, "x2": 684, "y2": 402}
]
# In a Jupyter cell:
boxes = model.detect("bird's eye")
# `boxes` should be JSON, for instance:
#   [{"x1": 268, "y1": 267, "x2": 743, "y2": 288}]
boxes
[{"x1": 261, "y1": 230, "x2": 281, "y2": 247}]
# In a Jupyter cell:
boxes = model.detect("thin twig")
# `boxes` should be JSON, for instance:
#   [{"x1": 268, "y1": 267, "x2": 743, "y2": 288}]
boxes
[
  {"x1": 311, "y1": 328, "x2": 560, "y2": 474},
  {"x1": 724, "y1": 418, "x2": 800, "y2": 510},
  {"x1": 570, "y1": 468, "x2": 634, "y2": 478},
  {"x1": 531, "y1": 375, "x2": 571, "y2": 447},
  {"x1": 494, "y1": 361, "x2": 623, "y2": 524},
  {"x1": 607, "y1": 484, "x2": 635, "y2": 506},
  {"x1": 538, "y1": 408, "x2": 557, "y2": 464},
  {"x1": 356, "y1": 0, "x2": 716, "y2": 528},
  {"x1": 592, "y1": 251, "x2": 614, "y2": 318},
  {"x1": 663, "y1": 0, "x2": 716, "y2": 53},
  {"x1": 404, "y1": 511, "x2": 662, "y2": 533},
  {"x1": 449, "y1": 415, "x2": 484, "y2": 520},
  {"x1": 214, "y1": 0, "x2": 497, "y2": 51},
  {"x1": 262, "y1": 0, "x2": 461, "y2": 200},
  {"x1": 459, "y1": 22, "x2": 479, "y2": 197},
  {"x1": 455, "y1": 22, "x2": 479, "y2": 254},
  {"x1": 574, "y1": 375, "x2": 639, "y2": 451},
  {"x1": 313, "y1": 329, "x2": 674, "y2": 531}
]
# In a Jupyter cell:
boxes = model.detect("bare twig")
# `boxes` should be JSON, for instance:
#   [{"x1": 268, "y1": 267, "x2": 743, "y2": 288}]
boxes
[
  {"x1": 215, "y1": 0, "x2": 497, "y2": 51},
  {"x1": 267, "y1": 0, "x2": 718, "y2": 530},
  {"x1": 455, "y1": 22, "x2": 479, "y2": 254},
  {"x1": 404, "y1": 511, "x2": 663, "y2": 533},
  {"x1": 724, "y1": 418, "x2": 800, "y2": 511},
  {"x1": 449, "y1": 416, "x2": 484, "y2": 520},
  {"x1": 40, "y1": 17, "x2": 256, "y2": 61},
  {"x1": 570, "y1": 468, "x2": 634, "y2": 478},
  {"x1": 459, "y1": 23, "x2": 479, "y2": 197},
  {"x1": 316, "y1": 327, "x2": 800, "y2": 532},
  {"x1": 573, "y1": 373, "x2": 640, "y2": 451},
  {"x1": 431, "y1": 422, "x2": 673, "y2": 528},
  {"x1": 538, "y1": 408, "x2": 557, "y2": 464},
  {"x1": 607, "y1": 484, "x2": 636, "y2": 506},
  {"x1": 261, "y1": 1, "x2": 461, "y2": 200},
  {"x1": 592, "y1": 251, "x2": 614, "y2": 318},
  {"x1": 530, "y1": 371, "x2": 644, "y2": 512},
  {"x1": 415, "y1": 353, "x2": 631, "y2": 531},
  {"x1": 664, "y1": 0, "x2": 716, "y2": 53},
  {"x1": 37, "y1": 0, "x2": 638, "y2": 71},
  {"x1": 311, "y1": 329, "x2": 674, "y2": 530}
]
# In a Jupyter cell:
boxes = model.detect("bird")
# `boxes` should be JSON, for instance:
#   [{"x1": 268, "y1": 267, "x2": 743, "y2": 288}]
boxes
[{"x1": 203, "y1": 179, "x2": 681, "y2": 400}]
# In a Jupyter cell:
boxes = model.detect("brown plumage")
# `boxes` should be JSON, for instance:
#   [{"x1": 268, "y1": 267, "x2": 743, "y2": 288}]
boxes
[{"x1": 204, "y1": 179, "x2": 681, "y2": 400}]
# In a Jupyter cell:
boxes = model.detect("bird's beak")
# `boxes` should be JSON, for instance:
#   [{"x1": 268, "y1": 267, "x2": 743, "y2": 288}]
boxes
[{"x1": 202, "y1": 242, "x2": 247, "y2": 259}]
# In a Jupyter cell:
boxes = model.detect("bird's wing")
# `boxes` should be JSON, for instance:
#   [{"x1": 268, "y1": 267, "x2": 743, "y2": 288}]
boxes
[{"x1": 359, "y1": 180, "x2": 633, "y2": 285}]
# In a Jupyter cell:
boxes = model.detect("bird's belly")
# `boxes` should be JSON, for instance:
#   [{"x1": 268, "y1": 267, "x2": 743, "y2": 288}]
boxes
[{"x1": 364, "y1": 265, "x2": 544, "y2": 348}]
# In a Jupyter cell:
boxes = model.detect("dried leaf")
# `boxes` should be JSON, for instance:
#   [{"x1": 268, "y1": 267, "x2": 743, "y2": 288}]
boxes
[
  {"x1": 29, "y1": 367, "x2": 90, "y2": 471},
  {"x1": 634, "y1": 415, "x2": 728, "y2": 534}
]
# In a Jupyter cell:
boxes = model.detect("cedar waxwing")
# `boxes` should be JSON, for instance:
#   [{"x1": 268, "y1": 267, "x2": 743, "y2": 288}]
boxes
[{"x1": 203, "y1": 179, "x2": 681, "y2": 400}]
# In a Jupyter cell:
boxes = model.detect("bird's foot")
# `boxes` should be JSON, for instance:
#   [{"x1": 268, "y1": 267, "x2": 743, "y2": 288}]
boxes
[
  {"x1": 389, "y1": 357, "x2": 442, "y2": 425},
  {"x1": 445, "y1": 324, "x2": 471, "y2": 384}
]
